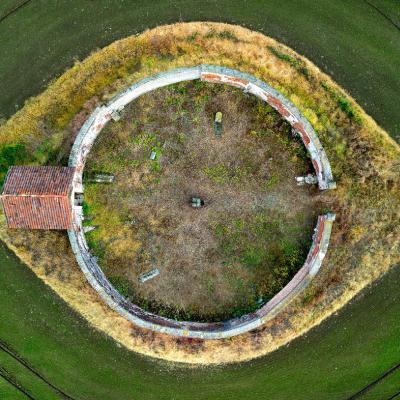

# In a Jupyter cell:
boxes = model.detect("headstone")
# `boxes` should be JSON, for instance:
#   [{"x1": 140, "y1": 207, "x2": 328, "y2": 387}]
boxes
[
  {"x1": 139, "y1": 268, "x2": 160, "y2": 283},
  {"x1": 296, "y1": 174, "x2": 318, "y2": 186},
  {"x1": 191, "y1": 197, "x2": 204, "y2": 208},
  {"x1": 83, "y1": 226, "x2": 96, "y2": 233},
  {"x1": 74, "y1": 192, "x2": 84, "y2": 206},
  {"x1": 85, "y1": 174, "x2": 115, "y2": 183},
  {"x1": 110, "y1": 110, "x2": 121, "y2": 121},
  {"x1": 110, "y1": 106, "x2": 124, "y2": 121},
  {"x1": 214, "y1": 112, "x2": 223, "y2": 137}
]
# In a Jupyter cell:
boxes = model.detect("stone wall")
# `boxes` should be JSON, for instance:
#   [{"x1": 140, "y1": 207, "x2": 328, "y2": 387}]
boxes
[
  {"x1": 199, "y1": 65, "x2": 336, "y2": 190},
  {"x1": 68, "y1": 65, "x2": 336, "y2": 339}
]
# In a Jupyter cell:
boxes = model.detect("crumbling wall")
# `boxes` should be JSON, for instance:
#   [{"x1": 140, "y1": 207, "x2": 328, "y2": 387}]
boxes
[
  {"x1": 68, "y1": 65, "x2": 336, "y2": 339},
  {"x1": 200, "y1": 65, "x2": 336, "y2": 190}
]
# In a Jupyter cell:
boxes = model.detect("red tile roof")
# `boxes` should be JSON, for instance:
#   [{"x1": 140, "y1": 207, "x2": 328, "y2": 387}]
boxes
[
  {"x1": 1, "y1": 166, "x2": 75, "y2": 230},
  {"x1": 2, "y1": 195, "x2": 73, "y2": 229},
  {"x1": 2, "y1": 166, "x2": 75, "y2": 196}
]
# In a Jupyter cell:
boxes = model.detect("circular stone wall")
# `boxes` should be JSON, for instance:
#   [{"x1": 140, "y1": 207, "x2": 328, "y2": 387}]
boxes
[{"x1": 68, "y1": 65, "x2": 336, "y2": 339}]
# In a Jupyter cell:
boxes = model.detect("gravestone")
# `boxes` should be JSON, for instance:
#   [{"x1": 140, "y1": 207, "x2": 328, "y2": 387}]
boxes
[{"x1": 214, "y1": 111, "x2": 223, "y2": 138}]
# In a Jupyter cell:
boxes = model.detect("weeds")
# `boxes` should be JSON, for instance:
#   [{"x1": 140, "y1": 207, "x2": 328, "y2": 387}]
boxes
[
  {"x1": 80, "y1": 77, "x2": 317, "y2": 321},
  {"x1": 205, "y1": 28, "x2": 240, "y2": 42},
  {"x1": 268, "y1": 46, "x2": 310, "y2": 79},
  {"x1": 0, "y1": 143, "x2": 27, "y2": 187},
  {"x1": 203, "y1": 164, "x2": 250, "y2": 185},
  {"x1": 212, "y1": 212, "x2": 309, "y2": 299},
  {"x1": 32, "y1": 131, "x2": 65, "y2": 165},
  {"x1": 265, "y1": 174, "x2": 279, "y2": 189},
  {"x1": 108, "y1": 276, "x2": 133, "y2": 298},
  {"x1": 321, "y1": 82, "x2": 362, "y2": 124},
  {"x1": 185, "y1": 32, "x2": 199, "y2": 42}
]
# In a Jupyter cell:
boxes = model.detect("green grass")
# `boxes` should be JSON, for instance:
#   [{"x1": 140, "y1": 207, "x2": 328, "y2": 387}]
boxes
[
  {"x1": 31, "y1": 131, "x2": 66, "y2": 165},
  {"x1": 0, "y1": 380, "x2": 26, "y2": 400},
  {"x1": 1, "y1": 1, "x2": 400, "y2": 398},
  {"x1": 0, "y1": 350, "x2": 58, "y2": 400},
  {"x1": 108, "y1": 276, "x2": 133, "y2": 298},
  {"x1": 359, "y1": 369, "x2": 400, "y2": 400},
  {"x1": 321, "y1": 82, "x2": 362, "y2": 124},
  {"x1": 0, "y1": 143, "x2": 27, "y2": 187},
  {"x1": 213, "y1": 214, "x2": 307, "y2": 272},
  {"x1": 205, "y1": 28, "x2": 240, "y2": 42},
  {"x1": 0, "y1": 0, "x2": 25, "y2": 17},
  {"x1": 0, "y1": 0, "x2": 398, "y2": 140},
  {"x1": 212, "y1": 212, "x2": 310, "y2": 305},
  {"x1": 1, "y1": 242, "x2": 400, "y2": 400},
  {"x1": 203, "y1": 164, "x2": 251, "y2": 185}
]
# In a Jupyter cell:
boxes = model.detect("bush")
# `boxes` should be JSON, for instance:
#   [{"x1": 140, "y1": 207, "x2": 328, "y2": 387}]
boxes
[{"x1": 0, "y1": 143, "x2": 27, "y2": 187}]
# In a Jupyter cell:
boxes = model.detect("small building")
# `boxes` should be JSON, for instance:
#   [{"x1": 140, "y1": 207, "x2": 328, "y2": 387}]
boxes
[{"x1": 0, "y1": 166, "x2": 75, "y2": 230}]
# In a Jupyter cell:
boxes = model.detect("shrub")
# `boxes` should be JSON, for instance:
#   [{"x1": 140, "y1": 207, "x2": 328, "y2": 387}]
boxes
[
  {"x1": 185, "y1": 32, "x2": 199, "y2": 42},
  {"x1": 0, "y1": 143, "x2": 27, "y2": 187}
]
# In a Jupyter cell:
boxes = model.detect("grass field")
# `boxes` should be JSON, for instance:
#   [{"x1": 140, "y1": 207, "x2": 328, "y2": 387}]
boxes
[
  {"x1": 0, "y1": 1, "x2": 21, "y2": 16},
  {"x1": 0, "y1": 0, "x2": 399, "y2": 141},
  {"x1": 0, "y1": 1, "x2": 399, "y2": 398},
  {"x1": 1, "y1": 242, "x2": 399, "y2": 400}
]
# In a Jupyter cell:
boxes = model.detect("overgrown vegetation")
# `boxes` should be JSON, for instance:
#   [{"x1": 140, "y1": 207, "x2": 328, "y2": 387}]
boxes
[
  {"x1": 321, "y1": 81, "x2": 362, "y2": 124},
  {"x1": 205, "y1": 28, "x2": 240, "y2": 42},
  {"x1": 203, "y1": 164, "x2": 251, "y2": 185},
  {"x1": 83, "y1": 81, "x2": 316, "y2": 321},
  {"x1": 211, "y1": 211, "x2": 311, "y2": 312},
  {"x1": 0, "y1": 22, "x2": 399, "y2": 364},
  {"x1": 0, "y1": 143, "x2": 27, "y2": 187},
  {"x1": 267, "y1": 46, "x2": 310, "y2": 79}
]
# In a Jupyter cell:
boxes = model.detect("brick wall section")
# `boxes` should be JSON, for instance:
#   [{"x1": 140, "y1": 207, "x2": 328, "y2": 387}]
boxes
[{"x1": 68, "y1": 65, "x2": 336, "y2": 339}]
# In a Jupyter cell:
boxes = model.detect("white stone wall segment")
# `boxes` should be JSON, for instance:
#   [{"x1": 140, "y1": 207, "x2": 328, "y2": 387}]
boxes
[{"x1": 67, "y1": 65, "x2": 337, "y2": 339}]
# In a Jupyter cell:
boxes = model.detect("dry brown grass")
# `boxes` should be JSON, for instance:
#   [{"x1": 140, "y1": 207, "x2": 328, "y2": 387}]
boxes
[
  {"x1": 0, "y1": 22, "x2": 399, "y2": 364},
  {"x1": 84, "y1": 82, "x2": 318, "y2": 321}
]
